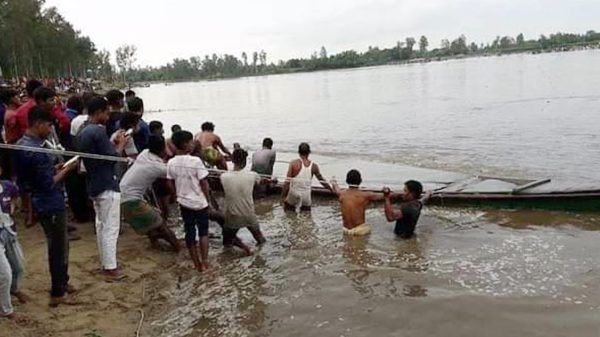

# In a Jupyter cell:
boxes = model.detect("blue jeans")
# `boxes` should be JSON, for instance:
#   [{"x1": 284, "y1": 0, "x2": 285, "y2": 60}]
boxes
[
  {"x1": 0, "y1": 227, "x2": 24, "y2": 315},
  {"x1": 180, "y1": 206, "x2": 209, "y2": 247}
]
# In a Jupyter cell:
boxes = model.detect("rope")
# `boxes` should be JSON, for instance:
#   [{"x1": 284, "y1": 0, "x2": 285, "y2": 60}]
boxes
[{"x1": 0, "y1": 143, "x2": 440, "y2": 190}]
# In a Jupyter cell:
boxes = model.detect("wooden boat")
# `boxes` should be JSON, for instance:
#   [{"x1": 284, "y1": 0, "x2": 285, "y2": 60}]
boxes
[
  {"x1": 208, "y1": 154, "x2": 600, "y2": 212},
  {"x1": 210, "y1": 175, "x2": 600, "y2": 212},
  {"x1": 307, "y1": 176, "x2": 600, "y2": 212}
]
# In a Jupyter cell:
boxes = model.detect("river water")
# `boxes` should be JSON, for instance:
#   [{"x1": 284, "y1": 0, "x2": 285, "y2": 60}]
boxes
[{"x1": 136, "y1": 51, "x2": 600, "y2": 337}]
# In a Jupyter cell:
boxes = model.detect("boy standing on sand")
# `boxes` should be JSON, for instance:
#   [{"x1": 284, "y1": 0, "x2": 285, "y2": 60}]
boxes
[{"x1": 167, "y1": 131, "x2": 211, "y2": 272}]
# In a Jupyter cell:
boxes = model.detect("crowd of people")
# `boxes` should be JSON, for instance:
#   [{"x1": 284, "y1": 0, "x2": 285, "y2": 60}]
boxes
[{"x1": 0, "y1": 80, "x2": 429, "y2": 323}]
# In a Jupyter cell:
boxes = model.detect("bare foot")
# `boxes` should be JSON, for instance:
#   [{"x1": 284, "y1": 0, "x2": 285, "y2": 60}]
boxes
[
  {"x1": 12, "y1": 291, "x2": 30, "y2": 303},
  {"x1": 2, "y1": 312, "x2": 31, "y2": 325},
  {"x1": 49, "y1": 294, "x2": 80, "y2": 308},
  {"x1": 101, "y1": 268, "x2": 127, "y2": 282},
  {"x1": 65, "y1": 284, "x2": 77, "y2": 294}
]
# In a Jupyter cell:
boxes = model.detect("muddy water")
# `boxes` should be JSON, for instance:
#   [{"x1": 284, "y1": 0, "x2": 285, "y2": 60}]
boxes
[
  {"x1": 149, "y1": 199, "x2": 600, "y2": 337},
  {"x1": 136, "y1": 50, "x2": 600, "y2": 336}
]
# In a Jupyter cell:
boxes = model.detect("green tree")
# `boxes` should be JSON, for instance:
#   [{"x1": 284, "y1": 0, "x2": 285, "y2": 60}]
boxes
[
  {"x1": 419, "y1": 35, "x2": 429, "y2": 55},
  {"x1": 319, "y1": 46, "x2": 328, "y2": 59},
  {"x1": 516, "y1": 33, "x2": 525, "y2": 46},
  {"x1": 115, "y1": 44, "x2": 137, "y2": 82}
]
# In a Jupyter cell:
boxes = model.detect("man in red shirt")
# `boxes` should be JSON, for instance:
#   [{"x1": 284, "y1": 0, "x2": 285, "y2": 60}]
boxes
[{"x1": 7, "y1": 80, "x2": 69, "y2": 144}]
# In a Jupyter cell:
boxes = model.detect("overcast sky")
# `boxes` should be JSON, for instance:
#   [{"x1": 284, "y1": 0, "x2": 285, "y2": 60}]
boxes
[{"x1": 45, "y1": 0, "x2": 599, "y2": 67}]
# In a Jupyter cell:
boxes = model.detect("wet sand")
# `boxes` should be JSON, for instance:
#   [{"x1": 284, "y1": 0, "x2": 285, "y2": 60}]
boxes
[{"x1": 3, "y1": 198, "x2": 600, "y2": 337}]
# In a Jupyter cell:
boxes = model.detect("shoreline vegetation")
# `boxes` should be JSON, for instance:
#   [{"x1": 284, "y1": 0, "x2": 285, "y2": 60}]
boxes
[{"x1": 1, "y1": 1, "x2": 600, "y2": 88}]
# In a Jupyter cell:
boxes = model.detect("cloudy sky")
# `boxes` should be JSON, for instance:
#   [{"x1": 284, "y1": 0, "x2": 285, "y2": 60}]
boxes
[{"x1": 45, "y1": 0, "x2": 599, "y2": 67}]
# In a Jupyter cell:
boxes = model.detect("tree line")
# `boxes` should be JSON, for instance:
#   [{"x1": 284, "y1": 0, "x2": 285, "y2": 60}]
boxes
[
  {"x1": 1, "y1": 1, "x2": 600, "y2": 83},
  {"x1": 126, "y1": 30, "x2": 600, "y2": 82},
  {"x1": 0, "y1": 0, "x2": 97, "y2": 79}
]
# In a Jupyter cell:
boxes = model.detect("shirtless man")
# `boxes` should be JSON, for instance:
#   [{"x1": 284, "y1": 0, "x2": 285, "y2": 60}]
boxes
[
  {"x1": 281, "y1": 143, "x2": 332, "y2": 212},
  {"x1": 331, "y1": 169, "x2": 384, "y2": 236},
  {"x1": 195, "y1": 122, "x2": 231, "y2": 170}
]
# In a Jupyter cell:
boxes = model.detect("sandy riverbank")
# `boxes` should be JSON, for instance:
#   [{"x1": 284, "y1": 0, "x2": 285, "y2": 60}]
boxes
[{"x1": 1, "y1": 217, "x2": 183, "y2": 337}]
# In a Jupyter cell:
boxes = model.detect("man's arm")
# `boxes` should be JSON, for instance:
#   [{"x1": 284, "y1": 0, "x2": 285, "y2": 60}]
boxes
[
  {"x1": 215, "y1": 136, "x2": 231, "y2": 156},
  {"x1": 313, "y1": 163, "x2": 332, "y2": 192},
  {"x1": 330, "y1": 178, "x2": 342, "y2": 197},
  {"x1": 53, "y1": 159, "x2": 78, "y2": 184},
  {"x1": 383, "y1": 188, "x2": 403, "y2": 222},
  {"x1": 281, "y1": 162, "x2": 294, "y2": 202}
]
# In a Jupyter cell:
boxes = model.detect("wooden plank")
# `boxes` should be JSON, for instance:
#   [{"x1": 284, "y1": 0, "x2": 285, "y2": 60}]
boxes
[{"x1": 512, "y1": 179, "x2": 552, "y2": 194}]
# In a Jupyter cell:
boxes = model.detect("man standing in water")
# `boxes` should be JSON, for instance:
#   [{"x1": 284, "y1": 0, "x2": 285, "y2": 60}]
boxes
[
  {"x1": 383, "y1": 181, "x2": 431, "y2": 238},
  {"x1": 331, "y1": 169, "x2": 386, "y2": 236},
  {"x1": 220, "y1": 148, "x2": 267, "y2": 256},
  {"x1": 251, "y1": 138, "x2": 276, "y2": 197},
  {"x1": 195, "y1": 122, "x2": 231, "y2": 170},
  {"x1": 281, "y1": 143, "x2": 332, "y2": 211}
]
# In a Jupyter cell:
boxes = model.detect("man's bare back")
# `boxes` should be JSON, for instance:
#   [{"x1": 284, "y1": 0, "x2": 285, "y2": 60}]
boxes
[
  {"x1": 338, "y1": 189, "x2": 380, "y2": 229},
  {"x1": 196, "y1": 131, "x2": 220, "y2": 149}
]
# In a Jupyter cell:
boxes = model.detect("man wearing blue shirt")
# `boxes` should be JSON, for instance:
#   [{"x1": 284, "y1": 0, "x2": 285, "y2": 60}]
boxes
[
  {"x1": 16, "y1": 107, "x2": 78, "y2": 307},
  {"x1": 77, "y1": 97, "x2": 128, "y2": 281}
]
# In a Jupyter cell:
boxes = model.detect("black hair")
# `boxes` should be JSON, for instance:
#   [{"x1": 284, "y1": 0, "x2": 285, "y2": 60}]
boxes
[
  {"x1": 232, "y1": 148, "x2": 248, "y2": 166},
  {"x1": 405, "y1": 180, "x2": 423, "y2": 198},
  {"x1": 28, "y1": 106, "x2": 52, "y2": 126},
  {"x1": 262, "y1": 137, "x2": 273, "y2": 149},
  {"x1": 149, "y1": 121, "x2": 163, "y2": 134},
  {"x1": 81, "y1": 91, "x2": 96, "y2": 106},
  {"x1": 25, "y1": 80, "x2": 43, "y2": 97},
  {"x1": 120, "y1": 112, "x2": 140, "y2": 130},
  {"x1": 125, "y1": 90, "x2": 136, "y2": 98},
  {"x1": 346, "y1": 169, "x2": 362, "y2": 186},
  {"x1": 66, "y1": 95, "x2": 84, "y2": 113},
  {"x1": 105, "y1": 89, "x2": 124, "y2": 106},
  {"x1": 171, "y1": 130, "x2": 193, "y2": 150},
  {"x1": 0, "y1": 88, "x2": 18, "y2": 105},
  {"x1": 148, "y1": 135, "x2": 166, "y2": 156},
  {"x1": 298, "y1": 142, "x2": 311, "y2": 156},
  {"x1": 127, "y1": 97, "x2": 144, "y2": 113},
  {"x1": 33, "y1": 87, "x2": 56, "y2": 104},
  {"x1": 86, "y1": 96, "x2": 109, "y2": 116},
  {"x1": 201, "y1": 122, "x2": 215, "y2": 132},
  {"x1": 171, "y1": 124, "x2": 182, "y2": 133}
]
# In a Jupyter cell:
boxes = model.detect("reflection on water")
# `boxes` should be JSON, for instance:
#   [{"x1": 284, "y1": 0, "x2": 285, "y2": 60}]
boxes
[{"x1": 150, "y1": 201, "x2": 600, "y2": 336}]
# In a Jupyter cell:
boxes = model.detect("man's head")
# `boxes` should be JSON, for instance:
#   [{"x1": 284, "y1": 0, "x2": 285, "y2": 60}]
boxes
[
  {"x1": 0, "y1": 88, "x2": 19, "y2": 107},
  {"x1": 262, "y1": 137, "x2": 273, "y2": 149},
  {"x1": 25, "y1": 80, "x2": 43, "y2": 98},
  {"x1": 171, "y1": 130, "x2": 194, "y2": 153},
  {"x1": 149, "y1": 121, "x2": 164, "y2": 135},
  {"x1": 33, "y1": 87, "x2": 56, "y2": 112},
  {"x1": 105, "y1": 89, "x2": 124, "y2": 109},
  {"x1": 298, "y1": 142, "x2": 311, "y2": 157},
  {"x1": 403, "y1": 180, "x2": 423, "y2": 201},
  {"x1": 232, "y1": 148, "x2": 248, "y2": 169},
  {"x1": 148, "y1": 135, "x2": 166, "y2": 157},
  {"x1": 86, "y1": 96, "x2": 110, "y2": 124},
  {"x1": 346, "y1": 169, "x2": 362, "y2": 187},
  {"x1": 201, "y1": 122, "x2": 215, "y2": 132},
  {"x1": 125, "y1": 90, "x2": 136, "y2": 99},
  {"x1": 27, "y1": 106, "x2": 53, "y2": 139},
  {"x1": 119, "y1": 112, "x2": 140, "y2": 131},
  {"x1": 127, "y1": 97, "x2": 144, "y2": 115},
  {"x1": 171, "y1": 124, "x2": 182, "y2": 133},
  {"x1": 66, "y1": 95, "x2": 84, "y2": 114}
]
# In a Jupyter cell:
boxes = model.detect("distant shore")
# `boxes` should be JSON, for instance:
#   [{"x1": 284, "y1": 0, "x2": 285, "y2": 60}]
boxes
[{"x1": 128, "y1": 44, "x2": 600, "y2": 88}]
